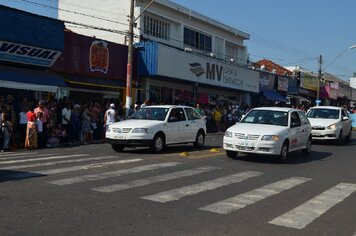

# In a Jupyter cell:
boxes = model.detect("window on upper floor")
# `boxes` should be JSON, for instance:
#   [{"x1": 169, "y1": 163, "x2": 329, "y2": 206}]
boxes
[
  {"x1": 183, "y1": 27, "x2": 212, "y2": 52},
  {"x1": 226, "y1": 42, "x2": 239, "y2": 62},
  {"x1": 143, "y1": 15, "x2": 170, "y2": 40}
]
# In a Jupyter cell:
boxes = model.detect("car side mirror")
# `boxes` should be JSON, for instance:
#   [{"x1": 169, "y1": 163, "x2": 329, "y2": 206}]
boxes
[{"x1": 342, "y1": 116, "x2": 349, "y2": 121}]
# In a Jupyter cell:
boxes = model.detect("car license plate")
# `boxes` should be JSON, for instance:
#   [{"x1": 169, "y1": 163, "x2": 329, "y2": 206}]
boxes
[
  {"x1": 114, "y1": 135, "x2": 124, "y2": 139},
  {"x1": 312, "y1": 131, "x2": 321, "y2": 136},
  {"x1": 239, "y1": 141, "x2": 253, "y2": 147}
]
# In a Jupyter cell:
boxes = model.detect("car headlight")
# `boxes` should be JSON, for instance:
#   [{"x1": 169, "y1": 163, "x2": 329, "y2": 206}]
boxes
[
  {"x1": 112, "y1": 128, "x2": 122, "y2": 133},
  {"x1": 225, "y1": 131, "x2": 233, "y2": 138},
  {"x1": 106, "y1": 126, "x2": 111, "y2": 132},
  {"x1": 261, "y1": 135, "x2": 280, "y2": 141},
  {"x1": 132, "y1": 128, "x2": 148, "y2": 133},
  {"x1": 327, "y1": 123, "x2": 337, "y2": 130}
]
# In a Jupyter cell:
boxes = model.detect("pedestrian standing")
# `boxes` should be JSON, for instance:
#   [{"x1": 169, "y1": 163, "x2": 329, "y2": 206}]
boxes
[
  {"x1": 18, "y1": 106, "x2": 28, "y2": 148},
  {"x1": 25, "y1": 106, "x2": 37, "y2": 149},
  {"x1": 61, "y1": 103, "x2": 72, "y2": 144},
  {"x1": 36, "y1": 112, "x2": 44, "y2": 147},
  {"x1": 1, "y1": 111, "x2": 13, "y2": 152},
  {"x1": 104, "y1": 103, "x2": 117, "y2": 128},
  {"x1": 34, "y1": 100, "x2": 49, "y2": 145}
]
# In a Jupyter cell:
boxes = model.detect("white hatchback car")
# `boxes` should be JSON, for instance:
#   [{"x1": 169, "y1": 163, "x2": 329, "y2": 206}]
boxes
[
  {"x1": 106, "y1": 105, "x2": 206, "y2": 152},
  {"x1": 306, "y1": 106, "x2": 352, "y2": 144},
  {"x1": 223, "y1": 107, "x2": 312, "y2": 161}
]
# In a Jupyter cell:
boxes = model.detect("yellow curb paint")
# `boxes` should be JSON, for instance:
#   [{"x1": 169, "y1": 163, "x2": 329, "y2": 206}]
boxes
[
  {"x1": 210, "y1": 148, "x2": 220, "y2": 153},
  {"x1": 180, "y1": 152, "x2": 189, "y2": 157},
  {"x1": 190, "y1": 152, "x2": 225, "y2": 159}
]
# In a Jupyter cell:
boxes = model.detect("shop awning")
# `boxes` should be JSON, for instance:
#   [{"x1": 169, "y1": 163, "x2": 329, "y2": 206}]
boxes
[
  {"x1": 262, "y1": 90, "x2": 288, "y2": 102},
  {"x1": 0, "y1": 65, "x2": 66, "y2": 93},
  {"x1": 63, "y1": 74, "x2": 127, "y2": 90}
]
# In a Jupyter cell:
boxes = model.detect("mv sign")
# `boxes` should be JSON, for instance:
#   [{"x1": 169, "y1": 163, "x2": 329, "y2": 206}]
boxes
[
  {"x1": 0, "y1": 40, "x2": 62, "y2": 67},
  {"x1": 189, "y1": 62, "x2": 243, "y2": 88}
]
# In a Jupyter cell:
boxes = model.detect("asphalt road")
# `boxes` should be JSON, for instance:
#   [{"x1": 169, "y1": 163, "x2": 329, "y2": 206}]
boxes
[{"x1": 1, "y1": 132, "x2": 356, "y2": 236}]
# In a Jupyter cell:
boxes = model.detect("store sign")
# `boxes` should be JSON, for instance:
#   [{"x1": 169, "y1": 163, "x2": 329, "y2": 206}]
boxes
[
  {"x1": 157, "y1": 45, "x2": 259, "y2": 93},
  {"x1": 0, "y1": 40, "x2": 61, "y2": 67},
  {"x1": 300, "y1": 76, "x2": 318, "y2": 91},
  {"x1": 259, "y1": 71, "x2": 275, "y2": 90},
  {"x1": 89, "y1": 40, "x2": 109, "y2": 74},
  {"x1": 278, "y1": 76, "x2": 288, "y2": 91}
]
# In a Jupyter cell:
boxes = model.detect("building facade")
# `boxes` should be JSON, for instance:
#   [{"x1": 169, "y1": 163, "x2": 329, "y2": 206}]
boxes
[{"x1": 58, "y1": 0, "x2": 259, "y2": 105}]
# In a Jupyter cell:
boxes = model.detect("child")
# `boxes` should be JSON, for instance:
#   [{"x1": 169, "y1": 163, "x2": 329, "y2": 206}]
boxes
[{"x1": 47, "y1": 127, "x2": 60, "y2": 148}]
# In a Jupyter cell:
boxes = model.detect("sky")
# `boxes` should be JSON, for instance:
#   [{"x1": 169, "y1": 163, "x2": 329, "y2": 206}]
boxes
[{"x1": 1, "y1": 0, "x2": 356, "y2": 81}]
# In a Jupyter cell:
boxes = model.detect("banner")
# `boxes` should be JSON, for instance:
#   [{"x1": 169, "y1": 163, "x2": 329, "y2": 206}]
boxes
[
  {"x1": 278, "y1": 76, "x2": 288, "y2": 91},
  {"x1": 351, "y1": 114, "x2": 356, "y2": 130},
  {"x1": 301, "y1": 76, "x2": 318, "y2": 91}
]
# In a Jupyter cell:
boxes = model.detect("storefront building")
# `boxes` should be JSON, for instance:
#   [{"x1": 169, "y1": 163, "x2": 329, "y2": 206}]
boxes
[
  {"x1": 137, "y1": 42, "x2": 259, "y2": 105},
  {"x1": 257, "y1": 71, "x2": 287, "y2": 106},
  {"x1": 52, "y1": 31, "x2": 137, "y2": 103},
  {"x1": 0, "y1": 5, "x2": 65, "y2": 101}
]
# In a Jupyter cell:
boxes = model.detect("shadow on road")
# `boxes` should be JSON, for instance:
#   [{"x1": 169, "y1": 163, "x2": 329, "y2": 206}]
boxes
[
  {"x1": 120, "y1": 145, "x2": 220, "y2": 155},
  {"x1": 0, "y1": 170, "x2": 45, "y2": 183},
  {"x1": 234, "y1": 150, "x2": 332, "y2": 164}
]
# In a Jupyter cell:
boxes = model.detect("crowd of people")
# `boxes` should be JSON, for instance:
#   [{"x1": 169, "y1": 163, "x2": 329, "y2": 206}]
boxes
[{"x1": 1, "y1": 94, "x2": 355, "y2": 152}]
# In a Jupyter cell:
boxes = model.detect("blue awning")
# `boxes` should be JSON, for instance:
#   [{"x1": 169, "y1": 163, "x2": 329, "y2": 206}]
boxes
[
  {"x1": 262, "y1": 90, "x2": 288, "y2": 102},
  {"x1": 0, "y1": 65, "x2": 66, "y2": 92}
]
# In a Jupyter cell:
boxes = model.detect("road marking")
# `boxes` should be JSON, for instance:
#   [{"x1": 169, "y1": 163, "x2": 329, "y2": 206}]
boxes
[
  {"x1": 269, "y1": 183, "x2": 356, "y2": 229},
  {"x1": 49, "y1": 162, "x2": 181, "y2": 186},
  {"x1": 141, "y1": 171, "x2": 263, "y2": 203},
  {"x1": 8, "y1": 159, "x2": 143, "y2": 179},
  {"x1": 200, "y1": 177, "x2": 311, "y2": 214},
  {"x1": 189, "y1": 152, "x2": 224, "y2": 159},
  {"x1": 0, "y1": 152, "x2": 38, "y2": 158},
  {"x1": 0, "y1": 153, "x2": 57, "y2": 161},
  {"x1": 1, "y1": 156, "x2": 120, "y2": 170},
  {"x1": 0, "y1": 154, "x2": 88, "y2": 164},
  {"x1": 93, "y1": 166, "x2": 220, "y2": 193}
]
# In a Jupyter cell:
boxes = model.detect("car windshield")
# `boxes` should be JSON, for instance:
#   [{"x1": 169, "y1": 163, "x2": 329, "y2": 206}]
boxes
[
  {"x1": 306, "y1": 108, "x2": 340, "y2": 119},
  {"x1": 241, "y1": 110, "x2": 288, "y2": 127},
  {"x1": 129, "y1": 107, "x2": 169, "y2": 121}
]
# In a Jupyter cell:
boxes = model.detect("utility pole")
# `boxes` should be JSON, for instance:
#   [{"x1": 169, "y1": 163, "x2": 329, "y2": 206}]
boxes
[
  {"x1": 125, "y1": 0, "x2": 135, "y2": 118},
  {"x1": 316, "y1": 55, "x2": 322, "y2": 106}
]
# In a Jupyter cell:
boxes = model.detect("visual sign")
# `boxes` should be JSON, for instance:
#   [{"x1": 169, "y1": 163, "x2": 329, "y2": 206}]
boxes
[{"x1": 0, "y1": 40, "x2": 61, "y2": 67}]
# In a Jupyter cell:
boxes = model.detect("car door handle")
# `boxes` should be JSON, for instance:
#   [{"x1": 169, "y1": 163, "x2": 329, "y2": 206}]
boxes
[{"x1": 186, "y1": 124, "x2": 190, "y2": 127}]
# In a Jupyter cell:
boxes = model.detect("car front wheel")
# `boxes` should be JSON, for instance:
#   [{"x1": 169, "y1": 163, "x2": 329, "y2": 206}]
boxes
[
  {"x1": 345, "y1": 128, "x2": 352, "y2": 142},
  {"x1": 112, "y1": 144, "x2": 125, "y2": 152},
  {"x1": 150, "y1": 134, "x2": 165, "y2": 153},
  {"x1": 226, "y1": 150, "x2": 238, "y2": 159},
  {"x1": 302, "y1": 137, "x2": 312, "y2": 155},
  {"x1": 193, "y1": 130, "x2": 205, "y2": 148},
  {"x1": 278, "y1": 141, "x2": 289, "y2": 162}
]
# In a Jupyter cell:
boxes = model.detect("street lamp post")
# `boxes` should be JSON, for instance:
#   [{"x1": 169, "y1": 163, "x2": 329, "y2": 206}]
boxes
[{"x1": 315, "y1": 44, "x2": 356, "y2": 106}]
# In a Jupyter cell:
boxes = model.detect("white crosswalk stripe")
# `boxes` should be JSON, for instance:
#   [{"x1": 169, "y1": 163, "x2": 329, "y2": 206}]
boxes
[
  {"x1": 141, "y1": 171, "x2": 263, "y2": 203},
  {"x1": 7, "y1": 159, "x2": 143, "y2": 179},
  {"x1": 200, "y1": 177, "x2": 311, "y2": 214},
  {"x1": 269, "y1": 183, "x2": 356, "y2": 229},
  {"x1": 1, "y1": 155, "x2": 122, "y2": 170},
  {"x1": 0, "y1": 154, "x2": 88, "y2": 164},
  {"x1": 49, "y1": 162, "x2": 181, "y2": 186},
  {"x1": 0, "y1": 153, "x2": 58, "y2": 161},
  {"x1": 0, "y1": 152, "x2": 39, "y2": 158},
  {"x1": 92, "y1": 166, "x2": 220, "y2": 193}
]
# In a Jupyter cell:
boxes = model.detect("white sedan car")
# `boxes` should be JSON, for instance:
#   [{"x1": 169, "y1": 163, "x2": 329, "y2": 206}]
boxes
[
  {"x1": 223, "y1": 107, "x2": 312, "y2": 162},
  {"x1": 106, "y1": 105, "x2": 206, "y2": 152},
  {"x1": 306, "y1": 106, "x2": 352, "y2": 144}
]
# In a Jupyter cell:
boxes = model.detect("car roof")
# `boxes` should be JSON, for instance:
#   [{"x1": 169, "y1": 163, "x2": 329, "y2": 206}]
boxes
[
  {"x1": 143, "y1": 105, "x2": 193, "y2": 109},
  {"x1": 308, "y1": 106, "x2": 341, "y2": 110},
  {"x1": 252, "y1": 107, "x2": 294, "y2": 112}
]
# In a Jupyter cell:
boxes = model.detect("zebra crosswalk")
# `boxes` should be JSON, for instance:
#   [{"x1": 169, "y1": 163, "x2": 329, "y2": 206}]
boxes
[{"x1": 0, "y1": 151, "x2": 355, "y2": 230}]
